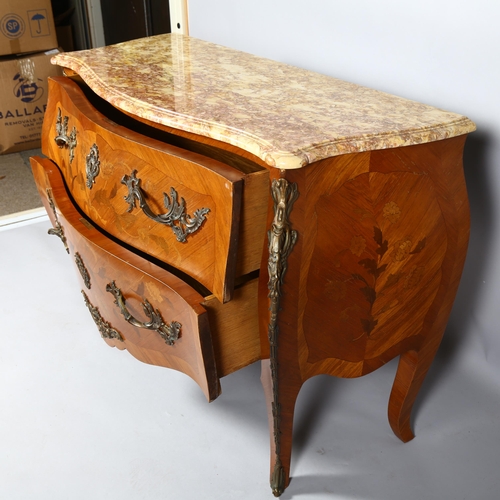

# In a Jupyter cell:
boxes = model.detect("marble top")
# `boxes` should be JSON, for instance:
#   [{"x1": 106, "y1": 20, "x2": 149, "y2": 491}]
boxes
[{"x1": 52, "y1": 34, "x2": 475, "y2": 170}]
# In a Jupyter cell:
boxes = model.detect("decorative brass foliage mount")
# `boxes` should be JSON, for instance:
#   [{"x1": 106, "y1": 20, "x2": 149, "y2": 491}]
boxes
[
  {"x1": 75, "y1": 252, "x2": 91, "y2": 289},
  {"x1": 82, "y1": 291, "x2": 124, "y2": 342},
  {"x1": 267, "y1": 178, "x2": 299, "y2": 497},
  {"x1": 85, "y1": 143, "x2": 100, "y2": 189},
  {"x1": 121, "y1": 169, "x2": 210, "y2": 243},
  {"x1": 46, "y1": 189, "x2": 69, "y2": 253},
  {"x1": 54, "y1": 108, "x2": 77, "y2": 163}
]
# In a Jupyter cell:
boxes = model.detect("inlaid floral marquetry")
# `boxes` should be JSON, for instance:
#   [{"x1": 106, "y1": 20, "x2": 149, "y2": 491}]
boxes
[
  {"x1": 350, "y1": 222, "x2": 427, "y2": 338},
  {"x1": 304, "y1": 171, "x2": 447, "y2": 364}
]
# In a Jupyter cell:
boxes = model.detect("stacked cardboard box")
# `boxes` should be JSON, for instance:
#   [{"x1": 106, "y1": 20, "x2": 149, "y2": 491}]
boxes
[{"x1": 1, "y1": 1, "x2": 63, "y2": 154}]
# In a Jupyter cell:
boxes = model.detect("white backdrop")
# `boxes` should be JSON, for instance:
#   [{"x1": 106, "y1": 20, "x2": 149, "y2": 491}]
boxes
[
  {"x1": 1, "y1": 4, "x2": 499, "y2": 499},
  {"x1": 189, "y1": 0, "x2": 500, "y2": 376}
]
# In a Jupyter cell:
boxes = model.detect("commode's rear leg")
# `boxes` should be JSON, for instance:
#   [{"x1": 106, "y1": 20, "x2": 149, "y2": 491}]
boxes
[{"x1": 388, "y1": 343, "x2": 441, "y2": 443}]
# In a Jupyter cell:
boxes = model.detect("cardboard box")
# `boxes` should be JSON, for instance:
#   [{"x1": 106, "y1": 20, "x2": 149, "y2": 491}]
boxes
[
  {"x1": 1, "y1": 0, "x2": 57, "y2": 57},
  {"x1": 0, "y1": 49, "x2": 62, "y2": 154}
]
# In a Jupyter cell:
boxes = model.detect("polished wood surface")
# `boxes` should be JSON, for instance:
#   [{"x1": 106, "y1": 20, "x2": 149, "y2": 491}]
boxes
[
  {"x1": 41, "y1": 77, "x2": 269, "y2": 303},
  {"x1": 30, "y1": 156, "x2": 263, "y2": 401},
  {"x1": 258, "y1": 135, "x2": 470, "y2": 490},
  {"x1": 32, "y1": 71, "x2": 472, "y2": 496},
  {"x1": 203, "y1": 279, "x2": 261, "y2": 377}
]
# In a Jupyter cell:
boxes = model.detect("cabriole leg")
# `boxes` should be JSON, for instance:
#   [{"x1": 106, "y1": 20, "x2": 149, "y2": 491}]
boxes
[{"x1": 388, "y1": 341, "x2": 442, "y2": 442}]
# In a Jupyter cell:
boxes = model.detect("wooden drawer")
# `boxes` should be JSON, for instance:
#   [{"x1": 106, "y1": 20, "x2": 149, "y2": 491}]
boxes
[
  {"x1": 41, "y1": 76, "x2": 269, "y2": 303},
  {"x1": 30, "y1": 156, "x2": 262, "y2": 402}
]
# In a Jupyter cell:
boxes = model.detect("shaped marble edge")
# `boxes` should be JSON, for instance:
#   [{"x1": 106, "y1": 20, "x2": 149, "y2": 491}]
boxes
[{"x1": 51, "y1": 34, "x2": 476, "y2": 170}]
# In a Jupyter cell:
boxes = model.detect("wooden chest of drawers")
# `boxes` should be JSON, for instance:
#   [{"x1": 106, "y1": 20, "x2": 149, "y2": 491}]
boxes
[{"x1": 30, "y1": 34, "x2": 475, "y2": 496}]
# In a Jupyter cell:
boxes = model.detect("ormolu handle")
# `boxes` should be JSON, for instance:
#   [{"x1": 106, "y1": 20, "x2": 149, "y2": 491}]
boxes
[
  {"x1": 54, "y1": 136, "x2": 69, "y2": 148},
  {"x1": 46, "y1": 189, "x2": 69, "y2": 253},
  {"x1": 54, "y1": 108, "x2": 77, "y2": 163},
  {"x1": 121, "y1": 169, "x2": 210, "y2": 243},
  {"x1": 106, "y1": 281, "x2": 181, "y2": 345}
]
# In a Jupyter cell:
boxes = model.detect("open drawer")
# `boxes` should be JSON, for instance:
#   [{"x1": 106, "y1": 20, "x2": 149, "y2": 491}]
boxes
[
  {"x1": 41, "y1": 76, "x2": 269, "y2": 303},
  {"x1": 30, "y1": 156, "x2": 262, "y2": 402}
]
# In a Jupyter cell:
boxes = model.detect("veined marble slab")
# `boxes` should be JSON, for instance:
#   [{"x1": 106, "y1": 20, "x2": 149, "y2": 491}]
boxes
[{"x1": 52, "y1": 34, "x2": 475, "y2": 170}]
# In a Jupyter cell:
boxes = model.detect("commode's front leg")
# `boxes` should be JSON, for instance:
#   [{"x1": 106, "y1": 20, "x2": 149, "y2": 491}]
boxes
[
  {"x1": 260, "y1": 177, "x2": 301, "y2": 496},
  {"x1": 261, "y1": 360, "x2": 302, "y2": 496}
]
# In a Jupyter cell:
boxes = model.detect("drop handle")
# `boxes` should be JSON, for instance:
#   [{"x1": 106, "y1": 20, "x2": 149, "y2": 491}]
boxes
[
  {"x1": 54, "y1": 136, "x2": 69, "y2": 148},
  {"x1": 121, "y1": 169, "x2": 210, "y2": 243},
  {"x1": 54, "y1": 108, "x2": 77, "y2": 163},
  {"x1": 46, "y1": 189, "x2": 69, "y2": 253},
  {"x1": 106, "y1": 281, "x2": 181, "y2": 345}
]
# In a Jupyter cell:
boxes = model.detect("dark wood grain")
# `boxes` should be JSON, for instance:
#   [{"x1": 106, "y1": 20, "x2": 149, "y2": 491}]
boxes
[{"x1": 258, "y1": 136, "x2": 471, "y2": 491}]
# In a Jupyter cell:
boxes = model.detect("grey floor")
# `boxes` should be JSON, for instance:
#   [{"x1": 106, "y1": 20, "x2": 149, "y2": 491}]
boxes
[
  {"x1": 0, "y1": 220, "x2": 500, "y2": 500},
  {"x1": 0, "y1": 149, "x2": 44, "y2": 218},
  {"x1": 1, "y1": 157, "x2": 500, "y2": 499}
]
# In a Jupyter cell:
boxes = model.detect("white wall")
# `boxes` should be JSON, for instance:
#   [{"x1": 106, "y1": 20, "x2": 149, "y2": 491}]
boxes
[{"x1": 189, "y1": 0, "x2": 500, "y2": 374}]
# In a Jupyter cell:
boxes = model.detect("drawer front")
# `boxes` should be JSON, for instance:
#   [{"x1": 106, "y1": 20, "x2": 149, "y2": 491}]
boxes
[
  {"x1": 31, "y1": 156, "x2": 221, "y2": 402},
  {"x1": 42, "y1": 76, "x2": 250, "y2": 303}
]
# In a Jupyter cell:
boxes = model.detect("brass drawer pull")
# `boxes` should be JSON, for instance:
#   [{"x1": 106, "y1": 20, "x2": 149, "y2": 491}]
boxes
[
  {"x1": 106, "y1": 281, "x2": 181, "y2": 345},
  {"x1": 46, "y1": 189, "x2": 69, "y2": 253},
  {"x1": 121, "y1": 169, "x2": 210, "y2": 243},
  {"x1": 54, "y1": 108, "x2": 77, "y2": 163}
]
